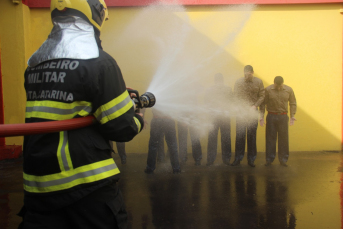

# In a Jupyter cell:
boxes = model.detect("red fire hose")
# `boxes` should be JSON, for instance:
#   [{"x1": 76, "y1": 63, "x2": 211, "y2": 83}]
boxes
[
  {"x1": 0, "y1": 89, "x2": 154, "y2": 138},
  {"x1": 0, "y1": 116, "x2": 97, "y2": 138}
]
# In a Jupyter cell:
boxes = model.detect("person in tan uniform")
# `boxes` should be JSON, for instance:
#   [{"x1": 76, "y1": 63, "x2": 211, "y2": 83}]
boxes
[
  {"x1": 260, "y1": 76, "x2": 297, "y2": 166},
  {"x1": 232, "y1": 65, "x2": 265, "y2": 167}
]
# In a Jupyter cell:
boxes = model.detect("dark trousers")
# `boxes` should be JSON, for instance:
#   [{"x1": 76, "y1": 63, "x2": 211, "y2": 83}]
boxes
[
  {"x1": 178, "y1": 122, "x2": 202, "y2": 162},
  {"x1": 156, "y1": 133, "x2": 166, "y2": 162},
  {"x1": 109, "y1": 142, "x2": 126, "y2": 162},
  {"x1": 207, "y1": 117, "x2": 231, "y2": 164},
  {"x1": 18, "y1": 183, "x2": 127, "y2": 229},
  {"x1": 266, "y1": 114, "x2": 289, "y2": 163},
  {"x1": 146, "y1": 118, "x2": 180, "y2": 171},
  {"x1": 234, "y1": 118, "x2": 258, "y2": 162},
  {"x1": 116, "y1": 142, "x2": 126, "y2": 161}
]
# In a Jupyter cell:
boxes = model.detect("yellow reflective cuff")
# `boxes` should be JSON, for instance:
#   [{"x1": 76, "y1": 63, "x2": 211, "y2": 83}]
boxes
[
  {"x1": 98, "y1": 102, "x2": 132, "y2": 125},
  {"x1": 94, "y1": 91, "x2": 133, "y2": 124},
  {"x1": 133, "y1": 117, "x2": 142, "y2": 133}
]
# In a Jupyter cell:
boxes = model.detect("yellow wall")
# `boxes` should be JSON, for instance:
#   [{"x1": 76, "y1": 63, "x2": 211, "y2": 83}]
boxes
[
  {"x1": 1, "y1": 3, "x2": 342, "y2": 152},
  {"x1": 102, "y1": 4, "x2": 343, "y2": 153},
  {"x1": 0, "y1": 1, "x2": 30, "y2": 146}
]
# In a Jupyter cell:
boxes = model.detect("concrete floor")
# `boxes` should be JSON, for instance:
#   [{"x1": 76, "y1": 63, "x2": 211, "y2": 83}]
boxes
[{"x1": 0, "y1": 151, "x2": 342, "y2": 229}]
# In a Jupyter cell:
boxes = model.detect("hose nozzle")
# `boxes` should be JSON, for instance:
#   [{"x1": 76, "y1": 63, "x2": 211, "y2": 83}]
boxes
[
  {"x1": 127, "y1": 89, "x2": 156, "y2": 110},
  {"x1": 140, "y1": 92, "x2": 156, "y2": 108}
]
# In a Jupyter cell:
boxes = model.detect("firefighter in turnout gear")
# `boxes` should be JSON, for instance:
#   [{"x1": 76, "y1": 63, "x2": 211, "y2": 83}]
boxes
[{"x1": 18, "y1": 1, "x2": 144, "y2": 228}]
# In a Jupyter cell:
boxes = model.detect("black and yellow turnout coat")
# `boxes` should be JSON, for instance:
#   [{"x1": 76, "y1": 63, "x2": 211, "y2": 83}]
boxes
[{"x1": 23, "y1": 50, "x2": 144, "y2": 211}]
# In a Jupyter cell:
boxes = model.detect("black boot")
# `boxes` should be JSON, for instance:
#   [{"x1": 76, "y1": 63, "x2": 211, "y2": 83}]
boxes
[
  {"x1": 280, "y1": 161, "x2": 288, "y2": 167},
  {"x1": 248, "y1": 161, "x2": 255, "y2": 167},
  {"x1": 144, "y1": 167, "x2": 154, "y2": 174},
  {"x1": 223, "y1": 159, "x2": 231, "y2": 165},
  {"x1": 173, "y1": 168, "x2": 181, "y2": 174},
  {"x1": 206, "y1": 161, "x2": 214, "y2": 166},
  {"x1": 231, "y1": 160, "x2": 240, "y2": 166}
]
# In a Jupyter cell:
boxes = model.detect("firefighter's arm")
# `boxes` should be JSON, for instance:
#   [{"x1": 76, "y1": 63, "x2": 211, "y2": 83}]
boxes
[{"x1": 90, "y1": 57, "x2": 144, "y2": 142}]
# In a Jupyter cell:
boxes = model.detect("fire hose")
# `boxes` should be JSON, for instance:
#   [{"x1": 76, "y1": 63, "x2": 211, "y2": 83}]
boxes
[{"x1": 0, "y1": 90, "x2": 155, "y2": 138}]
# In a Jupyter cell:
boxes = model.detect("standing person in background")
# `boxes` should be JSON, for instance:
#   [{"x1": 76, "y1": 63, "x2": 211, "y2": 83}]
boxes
[
  {"x1": 145, "y1": 109, "x2": 181, "y2": 174},
  {"x1": 178, "y1": 82, "x2": 204, "y2": 166},
  {"x1": 206, "y1": 73, "x2": 233, "y2": 166},
  {"x1": 110, "y1": 142, "x2": 127, "y2": 164},
  {"x1": 178, "y1": 119, "x2": 203, "y2": 166},
  {"x1": 260, "y1": 76, "x2": 297, "y2": 167},
  {"x1": 142, "y1": 109, "x2": 168, "y2": 163},
  {"x1": 232, "y1": 65, "x2": 265, "y2": 167},
  {"x1": 116, "y1": 142, "x2": 127, "y2": 164},
  {"x1": 18, "y1": 1, "x2": 144, "y2": 228},
  {"x1": 157, "y1": 133, "x2": 167, "y2": 163}
]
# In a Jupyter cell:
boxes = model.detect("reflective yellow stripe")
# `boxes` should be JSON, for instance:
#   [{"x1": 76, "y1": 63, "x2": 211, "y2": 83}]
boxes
[
  {"x1": 64, "y1": 138, "x2": 73, "y2": 171},
  {"x1": 26, "y1": 100, "x2": 92, "y2": 120},
  {"x1": 57, "y1": 131, "x2": 73, "y2": 171},
  {"x1": 134, "y1": 117, "x2": 141, "y2": 133},
  {"x1": 57, "y1": 132, "x2": 65, "y2": 171},
  {"x1": 94, "y1": 91, "x2": 133, "y2": 124},
  {"x1": 58, "y1": 131, "x2": 73, "y2": 171},
  {"x1": 23, "y1": 159, "x2": 119, "y2": 193}
]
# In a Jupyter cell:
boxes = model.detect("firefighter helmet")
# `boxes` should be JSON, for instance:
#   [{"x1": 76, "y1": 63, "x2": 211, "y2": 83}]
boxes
[{"x1": 50, "y1": 0, "x2": 109, "y2": 31}]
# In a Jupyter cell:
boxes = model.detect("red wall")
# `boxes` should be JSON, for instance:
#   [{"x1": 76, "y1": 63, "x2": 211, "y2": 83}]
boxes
[
  {"x1": 22, "y1": 0, "x2": 343, "y2": 7},
  {"x1": 0, "y1": 47, "x2": 5, "y2": 146}
]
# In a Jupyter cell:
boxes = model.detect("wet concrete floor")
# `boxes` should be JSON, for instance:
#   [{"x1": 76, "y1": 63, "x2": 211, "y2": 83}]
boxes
[{"x1": 1, "y1": 151, "x2": 342, "y2": 229}]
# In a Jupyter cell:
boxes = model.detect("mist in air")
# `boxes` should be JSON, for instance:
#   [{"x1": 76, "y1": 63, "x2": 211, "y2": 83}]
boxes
[{"x1": 106, "y1": 1, "x2": 257, "y2": 136}]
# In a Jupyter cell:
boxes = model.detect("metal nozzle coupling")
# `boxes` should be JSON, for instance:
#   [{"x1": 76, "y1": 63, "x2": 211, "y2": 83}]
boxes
[
  {"x1": 127, "y1": 89, "x2": 156, "y2": 110},
  {"x1": 140, "y1": 92, "x2": 156, "y2": 108}
]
